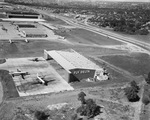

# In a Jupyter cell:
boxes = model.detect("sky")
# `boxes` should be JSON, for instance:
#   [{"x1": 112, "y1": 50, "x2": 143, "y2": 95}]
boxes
[
  {"x1": 111, "y1": 0, "x2": 150, "y2": 2},
  {"x1": 89, "y1": 0, "x2": 150, "y2": 2}
]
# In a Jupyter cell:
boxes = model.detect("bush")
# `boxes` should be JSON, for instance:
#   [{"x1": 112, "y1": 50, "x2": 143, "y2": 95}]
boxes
[
  {"x1": 78, "y1": 92, "x2": 86, "y2": 105},
  {"x1": 138, "y1": 28, "x2": 149, "y2": 35},
  {"x1": 130, "y1": 80, "x2": 140, "y2": 93},
  {"x1": 124, "y1": 87, "x2": 140, "y2": 102},
  {"x1": 71, "y1": 113, "x2": 78, "y2": 120},
  {"x1": 0, "y1": 59, "x2": 6, "y2": 64},
  {"x1": 145, "y1": 72, "x2": 150, "y2": 84},
  {"x1": 34, "y1": 111, "x2": 49, "y2": 120},
  {"x1": 77, "y1": 99, "x2": 101, "y2": 118}
]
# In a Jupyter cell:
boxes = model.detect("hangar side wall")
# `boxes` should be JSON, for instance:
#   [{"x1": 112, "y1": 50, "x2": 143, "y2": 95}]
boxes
[
  {"x1": 44, "y1": 50, "x2": 51, "y2": 60},
  {"x1": 69, "y1": 68, "x2": 95, "y2": 82},
  {"x1": 64, "y1": 70, "x2": 72, "y2": 83}
]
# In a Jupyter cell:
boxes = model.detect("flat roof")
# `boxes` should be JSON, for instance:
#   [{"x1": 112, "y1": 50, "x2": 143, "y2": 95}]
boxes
[
  {"x1": 21, "y1": 28, "x2": 46, "y2": 35},
  {"x1": 6, "y1": 11, "x2": 39, "y2": 15},
  {"x1": 46, "y1": 49, "x2": 102, "y2": 71},
  {"x1": 1, "y1": 18, "x2": 45, "y2": 22}
]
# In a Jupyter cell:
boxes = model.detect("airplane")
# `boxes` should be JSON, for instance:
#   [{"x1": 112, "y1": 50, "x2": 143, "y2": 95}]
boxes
[
  {"x1": 2, "y1": 27, "x2": 7, "y2": 32},
  {"x1": 25, "y1": 39, "x2": 29, "y2": 43},
  {"x1": 9, "y1": 39, "x2": 13, "y2": 44},
  {"x1": 28, "y1": 58, "x2": 43, "y2": 62},
  {"x1": 10, "y1": 69, "x2": 30, "y2": 79},
  {"x1": 34, "y1": 73, "x2": 54, "y2": 86}
]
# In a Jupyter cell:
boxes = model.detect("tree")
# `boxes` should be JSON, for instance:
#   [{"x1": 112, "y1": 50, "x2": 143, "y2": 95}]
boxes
[
  {"x1": 78, "y1": 92, "x2": 86, "y2": 104},
  {"x1": 76, "y1": 99, "x2": 101, "y2": 118},
  {"x1": 71, "y1": 113, "x2": 78, "y2": 120},
  {"x1": 130, "y1": 80, "x2": 140, "y2": 93},
  {"x1": 124, "y1": 86, "x2": 140, "y2": 102},
  {"x1": 145, "y1": 72, "x2": 150, "y2": 84},
  {"x1": 34, "y1": 111, "x2": 49, "y2": 120},
  {"x1": 85, "y1": 99, "x2": 100, "y2": 118},
  {"x1": 139, "y1": 28, "x2": 149, "y2": 35}
]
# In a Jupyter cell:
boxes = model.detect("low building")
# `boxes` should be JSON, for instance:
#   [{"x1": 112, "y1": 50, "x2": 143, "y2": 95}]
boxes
[
  {"x1": 6, "y1": 11, "x2": 42, "y2": 19},
  {"x1": 44, "y1": 49, "x2": 108, "y2": 82},
  {"x1": 20, "y1": 28, "x2": 47, "y2": 38}
]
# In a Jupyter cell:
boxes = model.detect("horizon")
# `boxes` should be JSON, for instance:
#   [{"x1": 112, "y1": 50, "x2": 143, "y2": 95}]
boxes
[
  {"x1": 90, "y1": 0, "x2": 150, "y2": 2},
  {"x1": 69, "y1": 0, "x2": 150, "y2": 2}
]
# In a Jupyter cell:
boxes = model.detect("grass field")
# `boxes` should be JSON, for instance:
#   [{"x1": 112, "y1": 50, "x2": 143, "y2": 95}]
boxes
[
  {"x1": 100, "y1": 53, "x2": 150, "y2": 76},
  {"x1": 43, "y1": 14, "x2": 68, "y2": 25},
  {"x1": 0, "y1": 84, "x2": 136, "y2": 120},
  {"x1": 0, "y1": 39, "x2": 127, "y2": 59},
  {"x1": 0, "y1": 40, "x2": 70, "y2": 58},
  {"x1": 54, "y1": 28, "x2": 124, "y2": 45}
]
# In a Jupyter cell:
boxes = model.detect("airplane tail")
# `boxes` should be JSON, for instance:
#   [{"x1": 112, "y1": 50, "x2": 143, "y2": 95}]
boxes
[{"x1": 17, "y1": 68, "x2": 21, "y2": 72}]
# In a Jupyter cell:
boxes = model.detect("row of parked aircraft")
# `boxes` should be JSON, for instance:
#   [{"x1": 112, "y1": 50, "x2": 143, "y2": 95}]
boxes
[{"x1": 9, "y1": 68, "x2": 51, "y2": 86}]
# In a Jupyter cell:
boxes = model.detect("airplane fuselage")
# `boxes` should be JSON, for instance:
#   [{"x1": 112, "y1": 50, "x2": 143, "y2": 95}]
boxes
[{"x1": 10, "y1": 72, "x2": 29, "y2": 77}]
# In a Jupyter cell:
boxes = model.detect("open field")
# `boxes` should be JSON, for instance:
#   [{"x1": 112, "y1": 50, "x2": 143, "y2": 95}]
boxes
[
  {"x1": 0, "y1": 40, "x2": 71, "y2": 58},
  {"x1": 43, "y1": 14, "x2": 68, "y2": 25},
  {"x1": 54, "y1": 28, "x2": 124, "y2": 45},
  {"x1": 100, "y1": 53, "x2": 150, "y2": 76},
  {"x1": 0, "y1": 84, "x2": 137, "y2": 120},
  {"x1": 0, "y1": 39, "x2": 129, "y2": 58}
]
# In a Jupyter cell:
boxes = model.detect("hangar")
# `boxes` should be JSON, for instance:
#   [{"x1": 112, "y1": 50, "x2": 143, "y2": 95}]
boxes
[{"x1": 44, "y1": 49, "x2": 108, "y2": 82}]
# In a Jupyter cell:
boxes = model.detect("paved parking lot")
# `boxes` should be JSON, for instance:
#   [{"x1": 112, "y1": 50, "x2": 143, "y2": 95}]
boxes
[{"x1": 0, "y1": 57, "x2": 74, "y2": 96}]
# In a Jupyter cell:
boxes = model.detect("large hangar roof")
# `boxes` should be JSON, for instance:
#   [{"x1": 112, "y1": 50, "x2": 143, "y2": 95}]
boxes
[{"x1": 46, "y1": 49, "x2": 102, "y2": 71}]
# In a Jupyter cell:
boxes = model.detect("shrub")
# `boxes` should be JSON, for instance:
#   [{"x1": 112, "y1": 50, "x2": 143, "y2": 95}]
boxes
[
  {"x1": 71, "y1": 113, "x2": 78, "y2": 120},
  {"x1": 34, "y1": 111, "x2": 49, "y2": 120},
  {"x1": 77, "y1": 99, "x2": 100, "y2": 118},
  {"x1": 124, "y1": 87, "x2": 140, "y2": 102},
  {"x1": 130, "y1": 80, "x2": 140, "y2": 93},
  {"x1": 145, "y1": 72, "x2": 150, "y2": 84},
  {"x1": 78, "y1": 92, "x2": 86, "y2": 105}
]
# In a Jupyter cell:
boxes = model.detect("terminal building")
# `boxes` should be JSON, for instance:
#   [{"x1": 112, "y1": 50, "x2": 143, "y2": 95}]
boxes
[{"x1": 44, "y1": 49, "x2": 108, "y2": 83}]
